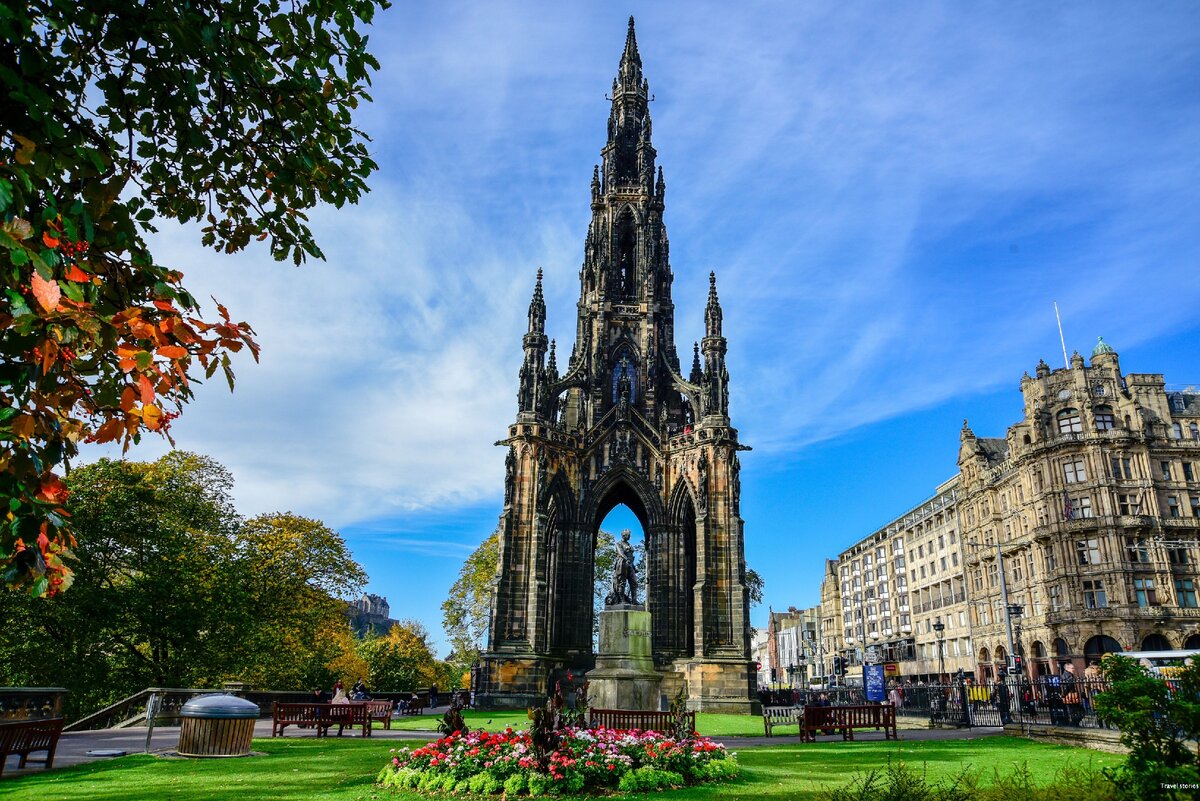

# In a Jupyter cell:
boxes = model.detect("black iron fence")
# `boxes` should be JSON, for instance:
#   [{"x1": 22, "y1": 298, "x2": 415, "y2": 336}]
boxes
[
  {"x1": 761, "y1": 677, "x2": 1118, "y2": 731},
  {"x1": 888, "y1": 677, "x2": 1114, "y2": 729}
]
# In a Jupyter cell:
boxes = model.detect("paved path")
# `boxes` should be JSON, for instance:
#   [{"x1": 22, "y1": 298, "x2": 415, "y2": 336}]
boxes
[{"x1": 2, "y1": 715, "x2": 1003, "y2": 780}]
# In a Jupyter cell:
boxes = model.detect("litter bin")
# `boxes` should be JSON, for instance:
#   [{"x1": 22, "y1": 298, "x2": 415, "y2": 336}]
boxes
[{"x1": 177, "y1": 693, "x2": 260, "y2": 757}]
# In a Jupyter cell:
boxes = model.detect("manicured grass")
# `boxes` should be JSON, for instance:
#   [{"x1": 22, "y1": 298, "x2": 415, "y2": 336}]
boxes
[
  {"x1": 386, "y1": 711, "x2": 774, "y2": 737},
  {"x1": 3, "y1": 736, "x2": 1120, "y2": 801}
]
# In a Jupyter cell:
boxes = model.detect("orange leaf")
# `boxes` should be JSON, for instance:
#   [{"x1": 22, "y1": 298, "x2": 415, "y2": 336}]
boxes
[
  {"x1": 36, "y1": 475, "x2": 69, "y2": 505},
  {"x1": 137, "y1": 374, "x2": 155, "y2": 404},
  {"x1": 31, "y1": 272, "x2": 61, "y2": 312},
  {"x1": 64, "y1": 264, "x2": 90, "y2": 282},
  {"x1": 120, "y1": 386, "x2": 137, "y2": 412},
  {"x1": 156, "y1": 345, "x2": 188, "y2": 359},
  {"x1": 153, "y1": 300, "x2": 175, "y2": 312},
  {"x1": 142, "y1": 403, "x2": 163, "y2": 430},
  {"x1": 118, "y1": 357, "x2": 137, "y2": 372},
  {"x1": 94, "y1": 419, "x2": 124, "y2": 443},
  {"x1": 42, "y1": 231, "x2": 60, "y2": 249}
]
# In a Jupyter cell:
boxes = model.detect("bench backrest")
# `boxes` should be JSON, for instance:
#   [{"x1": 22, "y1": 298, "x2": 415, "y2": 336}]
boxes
[
  {"x1": 273, "y1": 703, "x2": 364, "y2": 723},
  {"x1": 365, "y1": 700, "x2": 394, "y2": 717},
  {"x1": 0, "y1": 718, "x2": 64, "y2": 751}
]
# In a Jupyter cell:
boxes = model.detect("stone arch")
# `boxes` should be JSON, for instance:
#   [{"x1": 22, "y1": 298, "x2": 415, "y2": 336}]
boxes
[
  {"x1": 649, "y1": 479, "x2": 699, "y2": 660},
  {"x1": 543, "y1": 470, "x2": 591, "y2": 657},
  {"x1": 1141, "y1": 632, "x2": 1173, "y2": 651},
  {"x1": 583, "y1": 465, "x2": 665, "y2": 533},
  {"x1": 1083, "y1": 635, "x2": 1122, "y2": 659},
  {"x1": 1184, "y1": 633, "x2": 1200, "y2": 650}
]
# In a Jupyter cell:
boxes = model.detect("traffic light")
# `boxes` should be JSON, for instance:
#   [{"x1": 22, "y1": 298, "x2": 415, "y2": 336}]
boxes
[
  {"x1": 1013, "y1": 655, "x2": 1023, "y2": 673},
  {"x1": 833, "y1": 656, "x2": 844, "y2": 674}
]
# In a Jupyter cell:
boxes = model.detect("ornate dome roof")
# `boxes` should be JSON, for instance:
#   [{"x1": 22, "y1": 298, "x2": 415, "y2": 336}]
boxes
[{"x1": 1092, "y1": 336, "x2": 1116, "y2": 357}]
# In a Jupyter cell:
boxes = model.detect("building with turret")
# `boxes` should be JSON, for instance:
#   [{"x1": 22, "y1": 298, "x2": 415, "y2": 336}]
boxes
[{"x1": 479, "y1": 19, "x2": 755, "y2": 713}]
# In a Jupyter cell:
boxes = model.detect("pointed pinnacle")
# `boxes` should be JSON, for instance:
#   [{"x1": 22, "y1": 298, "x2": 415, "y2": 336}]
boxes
[
  {"x1": 708, "y1": 271, "x2": 719, "y2": 303},
  {"x1": 621, "y1": 16, "x2": 642, "y2": 68}
]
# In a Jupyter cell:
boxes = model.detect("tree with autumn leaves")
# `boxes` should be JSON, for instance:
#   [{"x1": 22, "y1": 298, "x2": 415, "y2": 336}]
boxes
[
  {"x1": 0, "y1": 452, "x2": 372, "y2": 718},
  {"x1": 1, "y1": 0, "x2": 389, "y2": 596}
]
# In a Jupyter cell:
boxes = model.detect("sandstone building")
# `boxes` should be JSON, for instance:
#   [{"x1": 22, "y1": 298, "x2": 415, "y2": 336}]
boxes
[
  {"x1": 812, "y1": 340, "x2": 1200, "y2": 683},
  {"x1": 479, "y1": 20, "x2": 755, "y2": 712}
]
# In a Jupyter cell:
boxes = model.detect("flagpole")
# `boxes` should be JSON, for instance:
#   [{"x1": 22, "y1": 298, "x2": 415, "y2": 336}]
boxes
[{"x1": 1054, "y1": 301, "x2": 1069, "y2": 368}]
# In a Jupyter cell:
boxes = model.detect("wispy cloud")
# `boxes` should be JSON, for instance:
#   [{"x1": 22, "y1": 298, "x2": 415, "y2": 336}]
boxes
[{"x1": 86, "y1": 2, "x2": 1200, "y2": 643}]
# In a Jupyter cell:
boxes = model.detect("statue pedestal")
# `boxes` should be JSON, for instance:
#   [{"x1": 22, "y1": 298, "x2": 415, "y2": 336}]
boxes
[{"x1": 587, "y1": 605, "x2": 662, "y2": 711}]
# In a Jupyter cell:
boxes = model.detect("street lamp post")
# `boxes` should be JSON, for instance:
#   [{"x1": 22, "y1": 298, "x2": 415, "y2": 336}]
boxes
[
  {"x1": 932, "y1": 617, "x2": 946, "y2": 680},
  {"x1": 970, "y1": 538, "x2": 1020, "y2": 673},
  {"x1": 1007, "y1": 603, "x2": 1025, "y2": 678}
]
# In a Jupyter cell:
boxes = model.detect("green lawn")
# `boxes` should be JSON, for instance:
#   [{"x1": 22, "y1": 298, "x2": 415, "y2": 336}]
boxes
[
  {"x1": 386, "y1": 711, "x2": 770, "y2": 737},
  {"x1": 3, "y1": 736, "x2": 1120, "y2": 801}
]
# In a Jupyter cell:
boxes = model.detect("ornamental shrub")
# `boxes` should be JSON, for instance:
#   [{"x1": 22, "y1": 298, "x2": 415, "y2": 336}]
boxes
[
  {"x1": 378, "y1": 726, "x2": 736, "y2": 796},
  {"x1": 618, "y1": 767, "x2": 685, "y2": 793},
  {"x1": 503, "y1": 772, "x2": 528, "y2": 796}
]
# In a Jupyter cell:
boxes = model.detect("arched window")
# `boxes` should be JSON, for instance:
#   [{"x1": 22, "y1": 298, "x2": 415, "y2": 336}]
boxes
[
  {"x1": 1184, "y1": 634, "x2": 1200, "y2": 649},
  {"x1": 1053, "y1": 637, "x2": 1071, "y2": 657},
  {"x1": 1094, "y1": 405, "x2": 1115, "y2": 431},
  {"x1": 1191, "y1": 422, "x2": 1200, "y2": 441},
  {"x1": 1141, "y1": 633, "x2": 1172, "y2": 651},
  {"x1": 610, "y1": 347, "x2": 638, "y2": 405},
  {"x1": 1058, "y1": 409, "x2": 1082, "y2": 435},
  {"x1": 1083, "y1": 635, "x2": 1122, "y2": 658},
  {"x1": 613, "y1": 209, "x2": 636, "y2": 298}
]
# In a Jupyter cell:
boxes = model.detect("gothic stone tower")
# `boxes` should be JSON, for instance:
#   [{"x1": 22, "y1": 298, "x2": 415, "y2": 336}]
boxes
[{"x1": 479, "y1": 18, "x2": 756, "y2": 713}]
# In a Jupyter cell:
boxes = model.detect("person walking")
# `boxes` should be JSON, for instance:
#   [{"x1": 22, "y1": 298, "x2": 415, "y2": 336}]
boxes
[
  {"x1": 428, "y1": 684, "x2": 439, "y2": 709},
  {"x1": 993, "y1": 670, "x2": 1013, "y2": 724},
  {"x1": 1061, "y1": 663, "x2": 1084, "y2": 726}
]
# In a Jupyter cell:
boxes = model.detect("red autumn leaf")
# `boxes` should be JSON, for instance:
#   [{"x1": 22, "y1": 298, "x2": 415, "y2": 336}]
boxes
[
  {"x1": 36, "y1": 475, "x2": 69, "y2": 505},
  {"x1": 93, "y1": 419, "x2": 124, "y2": 444},
  {"x1": 64, "y1": 264, "x2": 90, "y2": 282},
  {"x1": 156, "y1": 345, "x2": 188, "y2": 359},
  {"x1": 42, "y1": 231, "x2": 60, "y2": 248},
  {"x1": 31, "y1": 272, "x2": 61, "y2": 312},
  {"x1": 137, "y1": 374, "x2": 155, "y2": 404},
  {"x1": 120, "y1": 386, "x2": 137, "y2": 412}
]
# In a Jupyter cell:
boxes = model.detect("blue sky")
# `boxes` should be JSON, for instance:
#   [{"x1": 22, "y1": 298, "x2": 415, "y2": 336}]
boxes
[{"x1": 102, "y1": 2, "x2": 1200, "y2": 654}]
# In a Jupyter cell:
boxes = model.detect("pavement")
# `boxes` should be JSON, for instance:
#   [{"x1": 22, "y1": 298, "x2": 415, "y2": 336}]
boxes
[{"x1": 2, "y1": 712, "x2": 1004, "y2": 780}]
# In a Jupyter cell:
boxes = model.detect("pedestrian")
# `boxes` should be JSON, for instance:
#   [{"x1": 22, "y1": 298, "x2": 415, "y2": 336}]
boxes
[
  {"x1": 993, "y1": 670, "x2": 1012, "y2": 724},
  {"x1": 429, "y1": 684, "x2": 439, "y2": 709},
  {"x1": 1061, "y1": 663, "x2": 1084, "y2": 726}
]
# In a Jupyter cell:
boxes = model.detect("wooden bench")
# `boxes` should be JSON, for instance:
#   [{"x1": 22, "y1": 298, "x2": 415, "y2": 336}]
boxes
[
  {"x1": 271, "y1": 703, "x2": 369, "y2": 737},
  {"x1": 762, "y1": 705, "x2": 802, "y2": 737},
  {"x1": 0, "y1": 718, "x2": 64, "y2": 776},
  {"x1": 802, "y1": 704, "x2": 896, "y2": 742},
  {"x1": 588, "y1": 708, "x2": 695, "y2": 736},
  {"x1": 365, "y1": 700, "x2": 395, "y2": 729}
]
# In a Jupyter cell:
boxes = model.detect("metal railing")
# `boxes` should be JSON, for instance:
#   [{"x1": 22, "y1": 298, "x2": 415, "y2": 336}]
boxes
[{"x1": 889, "y1": 677, "x2": 1116, "y2": 729}]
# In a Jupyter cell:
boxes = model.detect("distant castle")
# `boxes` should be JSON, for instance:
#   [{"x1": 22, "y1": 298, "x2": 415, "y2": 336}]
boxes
[{"x1": 348, "y1": 592, "x2": 398, "y2": 637}]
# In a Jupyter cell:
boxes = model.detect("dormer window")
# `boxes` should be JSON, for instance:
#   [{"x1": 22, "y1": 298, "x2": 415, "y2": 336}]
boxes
[
  {"x1": 1057, "y1": 408, "x2": 1083, "y2": 435},
  {"x1": 1172, "y1": 395, "x2": 1186, "y2": 412}
]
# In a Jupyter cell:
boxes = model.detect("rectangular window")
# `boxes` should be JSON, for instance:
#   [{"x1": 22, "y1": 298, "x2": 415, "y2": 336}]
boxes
[
  {"x1": 1176, "y1": 579, "x2": 1198, "y2": 609},
  {"x1": 952, "y1": 552, "x2": 959, "y2": 567},
  {"x1": 1026, "y1": 551, "x2": 1035, "y2": 578},
  {"x1": 1118, "y1": 494, "x2": 1134, "y2": 515},
  {"x1": 1192, "y1": 496, "x2": 1200, "y2": 518},
  {"x1": 1169, "y1": 496, "x2": 1181, "y2": 518},
  {"x1": 1044, "y1": 545, "x2": 1058, "y2": 571},
  {"x1": 1111, "y1": 457, "x2": 1134, "y2": 480},
  {"x1": 919, "y1": 565, "x2": 926, "y2": 579},
  {"x1": 1059, "y1": 411, "x2": 1083, "y2": 434},
  {"x1": 1185, "y1": 463, "x2": 1195, "y2": 482},
  {"x1": 940, "y1": 556, "x2": 947, "y2": 571},
  {"x1": 1173, "y1": 423, "x2": 1184, "y2": 439},
  {"x1": 1077, "y1": 538, "x2": 1101, "y2": 565},
  {"x1": 949, "y1": 531, "x2": 957, "y2": 544},
  {"x1": 1126, "y1": 536, "x2": 1151, "y2": 563},
  {"x1": 1170, "y1": 547, "x2": 1191, "y2": 566},
  {"x1": 1072, "y1": 496, "x2": 1094, "y2": 518},
  {"x1": 1063, "y1": 458, "x2": 1087, "y2": 484},
  {"x1": 1095, "y1": 410, "x2": 1115, "y2": 430},
  {"x1": 1049, "y1": 584, "x2": 1063, "y2": 611},
  {"x1": 979, "y1": 604, "x2": 990, "y2": 625},
  {"x1": 1134, "y1": 578, "x2": 1157, "y2": 607},
  {"x1": 1083, "y1": 580, "x2": 1108, "y2": 609},
  {"x1": 1162, "y1": 461, "x2": 1173, "y2": 480},
  {"x1": 938, "y1": 535, "x2": 945, "y2": 550}
]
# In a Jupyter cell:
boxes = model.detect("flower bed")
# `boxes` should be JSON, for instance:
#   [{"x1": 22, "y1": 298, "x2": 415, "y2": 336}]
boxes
[{"x1": 376, "y1": 727, "x2": 739, "y2": 796}]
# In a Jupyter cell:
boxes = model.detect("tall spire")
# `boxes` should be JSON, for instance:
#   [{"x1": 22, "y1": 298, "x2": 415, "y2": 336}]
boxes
[
  {"x1": 618, "y1": 16, "x2": 643, "y2": 88},
  {"x1": 705, "y1": 271, "x2": 723, "y2": 338},
  {"x1": 527, "y1": 268, "x2": 545, "y2": 334}
]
